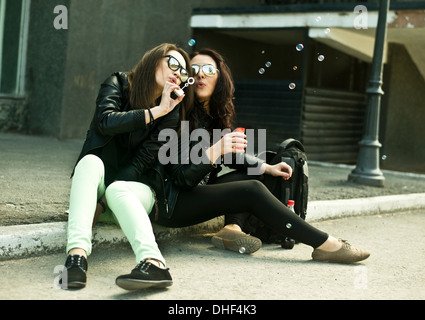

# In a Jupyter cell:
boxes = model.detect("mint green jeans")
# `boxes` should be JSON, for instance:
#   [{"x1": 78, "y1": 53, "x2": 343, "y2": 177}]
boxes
[{"x1": 66, "y1": 155, "x2": 165, "y2": 265}]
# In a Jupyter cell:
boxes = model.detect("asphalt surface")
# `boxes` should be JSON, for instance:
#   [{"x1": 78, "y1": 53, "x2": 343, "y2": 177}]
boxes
[
  {"x1": 0, "y1": 132, "x2": 425, "y2": 302},
  {"x1": 0, "y1": 211, "x2": 424, "y2": 302}
]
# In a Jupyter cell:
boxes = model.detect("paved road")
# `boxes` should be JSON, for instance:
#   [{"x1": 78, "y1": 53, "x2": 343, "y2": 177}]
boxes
[{"x1": 1, "y1": 211, "x2": 424, "y2": 303}]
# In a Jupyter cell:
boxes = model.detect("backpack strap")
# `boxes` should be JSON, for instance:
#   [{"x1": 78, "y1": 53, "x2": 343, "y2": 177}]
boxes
[{"x1": 278, "y1": 138, "x2": 305, "y2": 153}]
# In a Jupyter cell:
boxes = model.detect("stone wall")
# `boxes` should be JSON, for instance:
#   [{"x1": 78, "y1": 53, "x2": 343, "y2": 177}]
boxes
[{"x1": 0, "y1": 97, "x2": 27, "y2": 132}]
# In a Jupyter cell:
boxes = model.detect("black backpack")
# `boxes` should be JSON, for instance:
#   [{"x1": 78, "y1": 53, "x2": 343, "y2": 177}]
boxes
[{"x1": 242, "y1": 138, "x2": 309, "y2": 249}]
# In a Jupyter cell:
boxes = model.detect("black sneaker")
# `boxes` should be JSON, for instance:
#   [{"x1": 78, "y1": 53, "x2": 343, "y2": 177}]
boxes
[
  {"x1": 60, "y1": 254, "x2": 88, "y2": 289},
  {"x1": 116, "y1": 261, "x2": 173, "y2": 290}
]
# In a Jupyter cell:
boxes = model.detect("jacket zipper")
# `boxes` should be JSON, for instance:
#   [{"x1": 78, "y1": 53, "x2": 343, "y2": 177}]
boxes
[
  {"x1": 165, "y1": 198, "x2": 169, "y2": 213},
  {"x1": 163, "y1": 178, "x2": 169, "y2": 214},
  {"x1": 153, "y1": 167, "x2": 169, "y2": 216}
]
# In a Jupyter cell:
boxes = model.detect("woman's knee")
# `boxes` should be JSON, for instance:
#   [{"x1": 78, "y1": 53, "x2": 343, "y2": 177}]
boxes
[
  {"x1": 107, "y1": 181, "x2": 155, "y2": 210},
  {"x1": 238, "y1": 180, "x2": 272, "y2": 203},
  {"x1": 105, "y1": 181, "x2": 128, "y2": 199},
  {"x1": 242, "y1": 179, "x2": 268, "y2": 194},
  {"x1": 75, "y1": 154, "x2": 104, "y2": 172}
]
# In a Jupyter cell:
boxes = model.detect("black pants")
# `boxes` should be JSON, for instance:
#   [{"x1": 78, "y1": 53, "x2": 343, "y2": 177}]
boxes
[{"x1": 156, "y1": 170, "x2": 328, "y2": 249}]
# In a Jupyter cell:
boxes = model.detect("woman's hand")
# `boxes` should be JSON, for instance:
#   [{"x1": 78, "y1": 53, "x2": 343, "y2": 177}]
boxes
[
  {"x1": 158, "y1": 81, "x2": 185, "y2": 115},
  {"x1": 207, "y1": 131, "x2": 247, "y2": 164},
  {"x1": 261, "y1": 162, "x2": 292, "y2": 180},
  {"x1": 147, "y1": 81, "x2": 185, "y2": 123}
]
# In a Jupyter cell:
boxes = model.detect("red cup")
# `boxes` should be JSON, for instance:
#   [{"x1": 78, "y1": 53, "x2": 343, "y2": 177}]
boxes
[{"x1": 235, "y1": 127, "x2": 245, "y2": 150}]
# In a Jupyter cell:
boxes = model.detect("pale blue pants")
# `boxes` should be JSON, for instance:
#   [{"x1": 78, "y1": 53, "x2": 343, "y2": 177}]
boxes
[{"x1": 66, "y1": 155, "x2": 165, "y2": 265}]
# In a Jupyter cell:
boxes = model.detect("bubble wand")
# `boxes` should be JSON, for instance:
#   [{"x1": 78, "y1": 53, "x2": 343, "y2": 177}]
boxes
[{"x1": 174, "y1": 77, "x2": 195, "y2": 97}]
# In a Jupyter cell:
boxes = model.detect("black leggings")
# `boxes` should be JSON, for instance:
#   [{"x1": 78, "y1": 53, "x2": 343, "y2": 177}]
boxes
[{"x1": 156, "y1": 171, "x2": 328, "y2": 249}]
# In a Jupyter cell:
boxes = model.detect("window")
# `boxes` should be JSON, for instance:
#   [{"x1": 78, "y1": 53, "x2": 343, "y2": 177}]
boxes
[{"x1": 0, "y1": 0, "x2": 30, "y2": 96}]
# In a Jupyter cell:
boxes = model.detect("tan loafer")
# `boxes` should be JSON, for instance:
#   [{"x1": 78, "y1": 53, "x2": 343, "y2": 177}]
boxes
[
  {"x1": 312, "y1": 239, "x2": 370, "y2": 264},
  {"x1": 211, "y1": 228, "x2": 262, "y2": 254}
]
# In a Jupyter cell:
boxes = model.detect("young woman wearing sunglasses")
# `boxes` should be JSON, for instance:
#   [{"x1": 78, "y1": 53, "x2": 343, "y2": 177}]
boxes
[{"x1": 61, "y1": 43, "x2": 193, "y2": 290}]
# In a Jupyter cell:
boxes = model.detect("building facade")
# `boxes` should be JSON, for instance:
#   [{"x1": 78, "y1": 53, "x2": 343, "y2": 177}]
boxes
[{"x1": 0, "y1": 0, "x2": 424, "y2": 173}]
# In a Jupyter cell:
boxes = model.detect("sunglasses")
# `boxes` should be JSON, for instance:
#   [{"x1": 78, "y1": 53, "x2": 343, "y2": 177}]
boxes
[
  {"x1": 164, "y1": 55, "x2": 189, "y2": 83},
  {"x1": 192, "y1": 64, "x2": 219, "y2": 77}
]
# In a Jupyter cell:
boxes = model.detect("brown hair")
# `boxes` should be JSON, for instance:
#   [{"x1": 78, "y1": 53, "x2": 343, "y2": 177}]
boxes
[
  {"x1": 127, "y1": 43, "x2": 193, "y2": 121},
  {"x1": 190, "y1": 49, "x2": 236, "y2": 131}
]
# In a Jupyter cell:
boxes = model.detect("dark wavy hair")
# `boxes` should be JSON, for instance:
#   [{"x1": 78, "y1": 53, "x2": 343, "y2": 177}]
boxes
[{"x1": 189, "y1": 49, "x2": 236, "y2": 131}]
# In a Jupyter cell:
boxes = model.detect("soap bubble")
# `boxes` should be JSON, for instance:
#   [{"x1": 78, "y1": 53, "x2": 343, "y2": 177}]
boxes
[
  {"x1": 239, "y1": 247, "x2": 246, "y2": 254},
  {"x1": 286, "y1": 223, "x2": 292, "y2": 229},
  {"x1": 296, "y1": 44, "x2": 304, "y2": 51},
  {"x1": 293, "y1": 66, "x2": 298, "y2": 71},
  {"x1": 261, "y1": 50, "x2": 265, "y2": 54},
  {"x1": 315, "y1": 16, "x2": 322, "y2": 22},
  {"x1": 188, "y1": 39, "x2": 196, "y2": 47},
  {"x1": 265, "y1": 61, "x2": 271, "y2": 68},
  {"x1": 381, "y1": 155, "x2": 387, "y2": 160},
  {"x1": 318, "y1": 55, "x2": 325, "y2": 62},
  {"x1": 289, "y1": 83, "x2": 296, "y2": 90},
  {"x1": 324, "y1": 28, "x2": 331, "y2": 35},
  {"x1": 259, "y1": 68, "x2": 265, "y2": 75}
]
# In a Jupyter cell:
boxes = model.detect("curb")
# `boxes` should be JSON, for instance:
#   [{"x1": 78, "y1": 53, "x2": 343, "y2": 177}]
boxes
[
  {"x1": 1, "y1": 193, "x2": 425, "y2": 261},
  {"x1": 0, "y1": 216, "x2": 224, "y2": 261},
  {"x1": 306, "y1": 193, "x2": 425, "y2": 221}
]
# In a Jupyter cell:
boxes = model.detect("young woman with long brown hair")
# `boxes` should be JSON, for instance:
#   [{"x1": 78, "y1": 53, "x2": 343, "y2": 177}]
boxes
[{"x1": 62, "y1": 43, "x2": 193, "y2": 289}]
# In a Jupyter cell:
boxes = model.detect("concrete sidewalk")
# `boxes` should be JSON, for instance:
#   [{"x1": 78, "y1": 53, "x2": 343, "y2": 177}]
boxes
[
  {"x1": 1, "y1": 211, "x2": 424, "y2": 300},
  {"x1": 1, "y1": 132, "x2": 425, "y2": 261}
]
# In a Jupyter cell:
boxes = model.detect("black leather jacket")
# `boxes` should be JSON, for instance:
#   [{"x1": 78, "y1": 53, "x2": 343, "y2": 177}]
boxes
[
  {"x1": 73, "y1": 72, "x2": 181, "y2": 186},
  {"x1": 141, "y1": 113, "x2": 265, "y2": 221}
]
